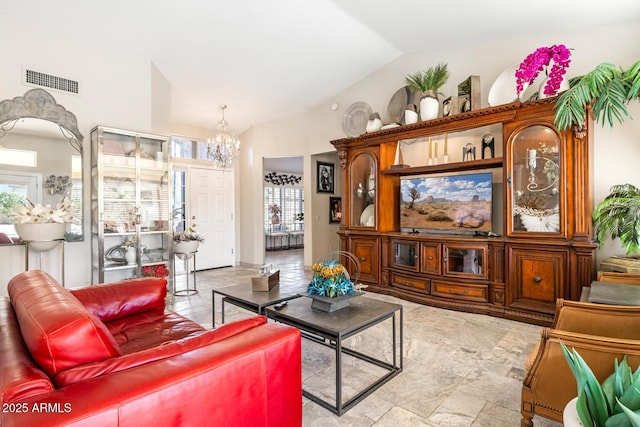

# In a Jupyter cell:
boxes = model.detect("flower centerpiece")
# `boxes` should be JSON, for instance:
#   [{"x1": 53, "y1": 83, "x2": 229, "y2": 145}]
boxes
[
  {"x1": 142, "y1": 264, "x2": 170, "y2": 278},
  {"x1": 515, "y1": 44, "x2": 571, "y2": 98},
  {"x1": 173, "y1": 216, "x2": 204, "y2": 255},
  {"x1": 9, "y1": 196, "x2": 77, "y2": 251},
  {"x1": 307, "y1": 260, "x2": 356, "y2": 312}
]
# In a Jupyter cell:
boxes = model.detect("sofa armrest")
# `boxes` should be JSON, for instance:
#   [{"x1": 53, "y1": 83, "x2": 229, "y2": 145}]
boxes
[
  {"x1": 54, "y1": 316, "x2": 267, "y2": 387},
  {"x1": 71, "y1": 278, "x2": 167, "y2": 321},
  {"x1": 4, "y1": 321, "x2": 302, "y2": 427},
  {"x1": 551, "y1": 299, "x2": 640, "y2": 339}
]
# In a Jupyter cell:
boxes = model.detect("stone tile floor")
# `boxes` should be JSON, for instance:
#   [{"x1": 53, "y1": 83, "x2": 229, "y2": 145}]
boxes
[{"x1": 167, "y1": 249, "x2": 562, "y2": 427}]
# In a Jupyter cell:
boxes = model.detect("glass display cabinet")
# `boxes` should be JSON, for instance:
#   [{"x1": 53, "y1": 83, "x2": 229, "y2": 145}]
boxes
[
  {"x1": 508, "y1": 124, "x2": 563, "y2": 235},
  {"x1": 91, "y1": 126, "x2": 172, "y2": 283},
  {"x1": 350, "y1": 151, "x2": 376, "y2": 228}
]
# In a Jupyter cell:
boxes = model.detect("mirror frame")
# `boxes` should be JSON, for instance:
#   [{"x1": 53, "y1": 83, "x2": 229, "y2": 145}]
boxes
[{"x1": 0, "y1": 88, "x2": 84, "y2": 241}]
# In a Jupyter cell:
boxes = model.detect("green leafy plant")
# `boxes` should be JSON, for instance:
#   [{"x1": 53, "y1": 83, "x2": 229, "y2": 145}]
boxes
[
  {"x1": 554, "y1": 60, "x2": 640, "y2": 132},
  {"x1": 561, "y1": 342, "x2": 640, "y2": 427},
  {"x1": 405, "y1": 62, "x2": 450, "y2": 95},
  {"x1": 592, "y1": 183, "x2": 640, "y2": 255}
]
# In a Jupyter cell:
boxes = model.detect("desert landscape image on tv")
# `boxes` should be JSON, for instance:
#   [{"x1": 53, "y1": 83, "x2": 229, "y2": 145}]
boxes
[{"x1": 400, "y1": 172, "x2": 492, "y2": 231}]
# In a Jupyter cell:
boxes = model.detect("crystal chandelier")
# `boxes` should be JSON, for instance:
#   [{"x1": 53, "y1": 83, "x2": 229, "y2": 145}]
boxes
[{"x1": 207, "y1": 104, "x2": 240, "y2": 168}]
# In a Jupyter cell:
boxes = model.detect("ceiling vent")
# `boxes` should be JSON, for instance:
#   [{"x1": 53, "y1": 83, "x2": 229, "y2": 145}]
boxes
[{"x1": 22, "y1": 68, "x2": 80, "y2": 95}]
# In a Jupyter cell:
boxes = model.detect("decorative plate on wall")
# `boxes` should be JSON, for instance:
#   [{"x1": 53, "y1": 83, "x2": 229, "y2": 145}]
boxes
[
  {"x1": 342, "y1": 101, "x2": 372, "y2": 137},
  {"x1": 387, "y1": 86, "x2": 421, "y2": 124}
]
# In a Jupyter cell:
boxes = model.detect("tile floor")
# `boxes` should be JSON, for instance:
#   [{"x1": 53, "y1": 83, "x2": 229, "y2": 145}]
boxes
[{"x1": 167, "y1": 249, "x2": 563, "y2": 427}]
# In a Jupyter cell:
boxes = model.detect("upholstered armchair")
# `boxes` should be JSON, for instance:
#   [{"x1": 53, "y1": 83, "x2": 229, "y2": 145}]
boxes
[{"x1": 521, "y1": 298, "x2": 640, "y2": 426}]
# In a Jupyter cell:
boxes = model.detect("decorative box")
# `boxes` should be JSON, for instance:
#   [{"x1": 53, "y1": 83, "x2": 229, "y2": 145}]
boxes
[{"x1": 251, "y1": 270, "x2": 280, "y2": 292}]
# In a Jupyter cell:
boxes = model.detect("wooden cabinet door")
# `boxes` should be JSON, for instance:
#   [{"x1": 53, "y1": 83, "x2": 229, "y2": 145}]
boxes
[
  {"x1": 507, "y1": 246, "x2": 567, "y2": 314},
  {"x1": 420, "y1": 242, "x2": 441, "y2": 275},
  {"x1": 351, "y1": 237, "x2": 379, "y2": 283}
]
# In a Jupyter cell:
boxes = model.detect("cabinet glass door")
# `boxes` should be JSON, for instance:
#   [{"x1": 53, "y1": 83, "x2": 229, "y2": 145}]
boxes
[
  {"x1": 350, "y1": 152, "x2": 376, "y2": 228},
  {"x1": 509, "y1": 125, "x2": 563, "y2": 235}
]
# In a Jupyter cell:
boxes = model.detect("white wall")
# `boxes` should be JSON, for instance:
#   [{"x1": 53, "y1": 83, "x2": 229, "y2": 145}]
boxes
[
  {"x1": 0, "y1": 14, "x2": 155, "y2": 294},
  {"x1": 1, "y1": 15, "x2": 638, "y2": 294},
  {"x1": 238, "y1": 19, "x2": 640, "y2": 267}
]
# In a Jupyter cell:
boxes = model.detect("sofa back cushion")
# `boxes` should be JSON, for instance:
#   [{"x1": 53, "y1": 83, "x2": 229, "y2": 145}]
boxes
[
  {"x1": 71, "y1": 277, "x2": 167, "y2": 322},
  {"x1": 8, "y1": 271, "x2": 122, "y2": 378}
]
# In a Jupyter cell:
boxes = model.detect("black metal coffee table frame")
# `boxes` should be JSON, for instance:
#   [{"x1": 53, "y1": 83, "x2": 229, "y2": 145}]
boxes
[
  {"x1": 265, "y1": 296, "x2": 403, "y2": 416},
  {"x1": 211, "y1": 283, "x2": 305, "y2": 326}
]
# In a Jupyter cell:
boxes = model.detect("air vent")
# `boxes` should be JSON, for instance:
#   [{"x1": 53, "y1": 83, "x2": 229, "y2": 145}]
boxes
[{"x1": 22, "y1": 68, "x2": 80, "y2": 95}]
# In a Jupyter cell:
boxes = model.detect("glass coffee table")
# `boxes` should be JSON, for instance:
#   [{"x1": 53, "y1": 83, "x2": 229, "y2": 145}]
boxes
[
  {"x1": 211, "y1": 283, "x2": 305, "y2": 326},
  {"x1": 265, "y1": 295, "x2": 403, "y2": 416}
]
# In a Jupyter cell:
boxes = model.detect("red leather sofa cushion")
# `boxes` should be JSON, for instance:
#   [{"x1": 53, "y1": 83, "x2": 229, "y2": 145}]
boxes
[
  {"x1": 0, "y1": 298, "x2": 54, "y2": 403},
  {"x1": 54, "y1": 316, "x2": 268, "y2": 387},
  {"x1": 8, "y1": 271, "x2": 122, "y2": 378},
  {"x1": 71, "y1": 277, "x2": 167, "y2": 322}
]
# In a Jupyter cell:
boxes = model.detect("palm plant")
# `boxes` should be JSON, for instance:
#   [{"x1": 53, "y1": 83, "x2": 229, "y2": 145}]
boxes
[
  {"x1": 554, "y1": 60, "x2": 640, "y2": 132},
  {"x1": 593, "y1": 183, "x2": 640, "y2": 255},
  {"x1": 405, "y1": 62, "x2": 450, "y2": 95}
]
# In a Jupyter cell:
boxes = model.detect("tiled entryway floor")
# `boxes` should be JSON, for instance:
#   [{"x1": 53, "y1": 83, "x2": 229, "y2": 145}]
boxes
[{"x1": 167, "y1": 249, "x2": 562, "y2": 427}]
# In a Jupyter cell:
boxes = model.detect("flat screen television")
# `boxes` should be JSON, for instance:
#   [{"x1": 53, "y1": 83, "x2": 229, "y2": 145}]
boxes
[{"x1": 400, "y1": 172, "x2": 493, "y2": 234}]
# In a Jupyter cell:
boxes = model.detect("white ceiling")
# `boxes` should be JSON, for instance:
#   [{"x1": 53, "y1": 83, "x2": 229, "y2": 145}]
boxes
[{"x1": 1, "y1": 0, "x2": 638, "y2": 135}]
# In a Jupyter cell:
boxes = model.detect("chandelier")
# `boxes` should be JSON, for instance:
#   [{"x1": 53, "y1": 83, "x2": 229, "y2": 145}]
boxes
[{"x1": 207, "y1": 104, "x2": 240, "y2": 168}]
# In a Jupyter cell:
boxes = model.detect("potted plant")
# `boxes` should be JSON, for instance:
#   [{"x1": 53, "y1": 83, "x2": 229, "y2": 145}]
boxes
[
  {"x1": 554, "y1": 60, "x2": 640, "y2": 133},
  {"x1": 269, "y1": 204, "x2": 281, "y2": 225},
  {"x1": 405, "y1": 62, "x2": 450, "y2": 121},
  {"x1": 592, "y1": 183, "x2": 640, "y2": 257},
  {"x1": 8, "y1": 196, "x2": 78, "y2": 252},
  {"x1": 561, "y1": 342, "x2": 640, "y2": 426},
  {"x1": 173, "y1": 216, "x2": 205, "y2": 255}
]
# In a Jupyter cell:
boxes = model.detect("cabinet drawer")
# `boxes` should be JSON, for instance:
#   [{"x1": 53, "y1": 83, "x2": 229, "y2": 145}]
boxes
[
  {"x1": 391, "y1": 273, "x2": 430, "y2": 293},
  {"x1": 432, "y1": 280, "x2": 489, "y2": 303}
]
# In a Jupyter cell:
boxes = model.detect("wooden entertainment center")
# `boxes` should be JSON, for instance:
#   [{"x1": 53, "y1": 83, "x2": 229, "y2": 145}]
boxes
[{"x1": 331, "y1": 99, "x2": 596, "y2": 326}]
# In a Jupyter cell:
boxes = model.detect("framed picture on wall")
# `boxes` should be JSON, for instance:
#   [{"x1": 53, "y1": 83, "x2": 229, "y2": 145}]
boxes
[
  {"x1": 317, "y1": 161, "x2": 334, "y2": 193},
  {"x1": 329, "y1": 197, "x2": 342, "y2": 223}
]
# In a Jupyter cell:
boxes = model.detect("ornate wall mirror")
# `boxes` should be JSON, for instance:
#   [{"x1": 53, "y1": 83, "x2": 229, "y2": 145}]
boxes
[{"x1": 0, "y1": 88, "x2": 84, "y2": 243}]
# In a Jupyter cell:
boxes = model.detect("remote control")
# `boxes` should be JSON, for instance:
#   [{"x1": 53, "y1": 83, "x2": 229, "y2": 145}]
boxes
[{"x1": 274, "y1": 301, "x2": 288, "y2": 310}]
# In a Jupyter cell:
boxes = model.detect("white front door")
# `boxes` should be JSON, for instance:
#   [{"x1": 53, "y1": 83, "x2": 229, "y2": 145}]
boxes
[{"x1": 189, "y1": 167, "x2": 234, "y2": 269}]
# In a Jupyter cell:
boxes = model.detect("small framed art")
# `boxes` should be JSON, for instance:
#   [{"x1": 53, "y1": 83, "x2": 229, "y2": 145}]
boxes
[
  {"x1": 317, "y1": 161, "x2": 335, "y2": 193},
  {"x1": 329, "y1": 197, "x2": 342, "y2": 223}
]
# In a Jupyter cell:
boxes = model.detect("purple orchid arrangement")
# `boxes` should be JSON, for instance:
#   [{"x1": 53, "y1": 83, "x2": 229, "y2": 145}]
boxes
[{"x1": 515, "y1": 44, "x2": 571, "y2": 97}]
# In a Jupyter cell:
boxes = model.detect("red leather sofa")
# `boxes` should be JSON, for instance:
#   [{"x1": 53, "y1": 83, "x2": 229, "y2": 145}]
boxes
[{"x1": 1, "y1": 270, "x2": 302, "y2": 426}]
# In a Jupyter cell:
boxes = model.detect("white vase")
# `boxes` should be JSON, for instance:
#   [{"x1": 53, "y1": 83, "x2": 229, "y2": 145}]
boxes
[
  {"x1": 173, "y1": 240, "x2": 199, "y2": 254},
  {"x1": 563, "y1": 397, "x2": 583, "y2": 426},
  {"x1": 125, "y1": 246, "x2": 137, "y2": 265},
  {"x1": 419, "y1": 93, "x2": 440, "y2": 121},
  {"x1": 15, "y1": 222, "x2": 66, "y2": 252}
]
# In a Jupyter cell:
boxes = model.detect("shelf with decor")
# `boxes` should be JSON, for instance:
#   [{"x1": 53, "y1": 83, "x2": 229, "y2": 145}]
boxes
[
  {"x1": 90, "y1": 126, "x2": 172, "y2": 284},
  {"x1": 331, "y1": 98, "x2": 596, "y2": 326}
]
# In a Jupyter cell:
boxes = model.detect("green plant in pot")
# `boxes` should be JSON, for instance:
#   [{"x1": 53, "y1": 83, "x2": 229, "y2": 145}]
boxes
[
  {"x1": 554, "y1": 60, "x2": 640, "y2": 133},
  {"x1": 592, "y1": 183, "x2": 640, "y2": 257},
  {"x1": 561, "y1": 342, "x2": 640, "y2": 426},
  {"x1": 405, "y1": 62, "x2": 449, "y2": 121}
]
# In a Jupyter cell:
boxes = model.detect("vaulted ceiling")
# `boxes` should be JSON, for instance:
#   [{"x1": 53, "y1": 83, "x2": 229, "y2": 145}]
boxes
[{"x1": 1, "y1": 0, "x2": 638, "y2": 134}]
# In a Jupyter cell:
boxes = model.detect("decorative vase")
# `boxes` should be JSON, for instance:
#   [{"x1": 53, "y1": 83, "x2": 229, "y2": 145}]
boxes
[
  {"x1": 562, "y1": 397, "x2": 583, "y2": 426},
  {"x1": 15, "y1": 222, "x2": 66, "y2": 252},
  {"x1": 173, "y1": 240, "x2": 199, "y2": 255},
  {"x1": 125, "y1": 246, "x2": 137, "y2": 265},
  {"x1": 419, "y1": 91, "x2": 439, "y2": 121},
  {"x1": 271, "y1": 214, "x2": 280, "y2": 225},
  {"x1": 404, "y1": 104, "x2": 418, "y2": 124},
  {"x1": 310, "y1": 293, "x2": 357, "y2": 313},
  {"x1": 365, "y1": 113, "x2": 382, "y2": 133}
]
